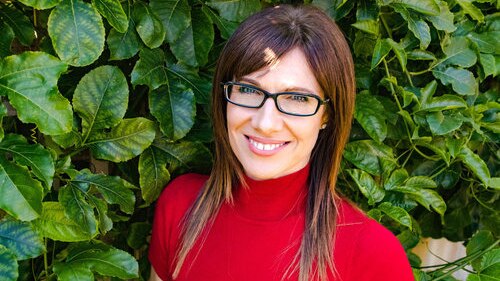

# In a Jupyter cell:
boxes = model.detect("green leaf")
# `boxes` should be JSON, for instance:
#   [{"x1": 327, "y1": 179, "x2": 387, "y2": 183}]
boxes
[
  {"x1": 53, "y1": 242, "x2": 138, "y2": 280},
  {"x1": 0, "y1": 134, "x2": 55, "y2": 188},
  {"x1": 347, "y1": 169, "x2": 385, "y2": 205},
  {"x1": 378, "y1": 202, "x2": 412, "y2": 229},
  {"x1": 371, "y1": 38, "x2": 392, "y2": 69},
  {"x1": 387, "y1": 38, "x2": 407, "y2": 72},
  {"x1": 352, "y1": 20, "x2": 379, "y2": 36},
  {"x1": 407, "y1": 49, "x2": 436, "y2": 61},
  {"x1": 0, "y1": 3, "x2": 35, "y2": 46},
  {"x1": 395, "y1": 185, "x2": 446, "y2": 215},
  {"x1": 354, "y1": 91, "x2": 387, "y2": 143},
  {"x1": 167, "y1": 64, "x2": 212, "y2": 104},
  {"x1": 442, "y1": 37, "x2": 477, "y2": 68},
  {"x1": 0, "y1": 220, "x2": 44, "y2": 260},
  {"x1": 479, "y1": 53, "x2": 497, "y2": 78},
  {"x1": 405, "y1": 176, "x2": 437, "y2": 189},
  {"x1": 127, "y1": 222, "x2": 151, "y2": 249},
  {"x1": 51, "y1": 116, "x2": 82, "y2": 149},
  {"x1": 393, "y1": 5, "x2": 431, "y2": 49},
  {"x1": 131, "y1": 48, "x2": 168, "y2": 90},
  {"x1": 466, "y1": 230, "x2": 495, "y2": 270},
  {"x1": 384, "y1": 168, "x2": 409, "y2": 190},
  {"x1": 476, "y1": 249, "x2": 500, "y2": 279},
  {"x1": 139, "y1": 147, "x2": 170, "y2": 204},
  {"x1": 0, "y1": 103, "x2": 6, "y2": 141},
  {"x1": 0, "y1": 22, "x2": 14, "y2": 58},
  {"x1": 488, "y1": 177, "x2": 500, "y2": 190},
  {"x1": 344, "y1": 140, "x2": 398, "y2": 176},
  {"x1": 426, "y1": 0, "x2": 456, "y2": 32},
  {"x1": 92, "y1": 0, "x2": 128, "y2": 33},
  {"x1": 18, "y1": 0, "x2": 62, "y2": 9},
  {"x1": 206, "y1": 0, "x2": 260, "y2": 22},
  {"x1": 0, "y1": 52, "x2": 72, "y2": 135},
  {"x1": 392, "y1": 0, "x2": 440, "y2": 15},
  {"x1": 0, "y1": 157, "x2": 43, "y2": 221},
  {"x1": 133, "y1": 2, "x2": 165, "y2": 49},
  {"x1": 0, "y1": 245, "x2": 17, "y2": 281},
  {"x1": 48, "y1": 0, "x2": 105, "y2": 66},
  {"x1": 33, "y1": 202, "x2": 92, "y2": 241},
  {"x1": 59, "y1": 185, "x2": 98, "y2": 236},
  {"x1": 420, "y1": 94, "x2": 467, "y2": 112},
  {"x1": 202, "y1": 5, "x2": 238, "y2": 40},
  {"x1": 72, "y1": 171, "x2": 136, "y2": 214},
  {"x1": 150, "y1": 82, "x2": 195, "y2": 140},
  {"x1": 426, "y1": 111, "x2": 464, "y2": 135},
  {"x1": 74, "y1": 65, "x2": 128, "y2": 141},
  {"x1": 152, "y1": 140, "x2": 212, "y2": 175},
  {"x1": 170, "y1": 7, "x2": 214, "y2": 67},
  {"x1": 88, "y1": 118, "x2": 155, "y2": 162},
  {"x1": 456, "y1": 0, "x2": 484, "y2": 23},
  {"x1": 467, "y1": 32, "x2": 500, "y2": 54},
  {"x1": 433, "y1": 67, "x2": 477, "y2": 95},
  {"x1": 419, "y1": 80, "x2": 437, "y2": 105},
  {"x1": 87, "y1": 196, "x2": 112, "y2": 234},
  {"x1": 107, "y1": 19, "x2": 141, "y2": 60},
  {"x1": 312, "y1": 0, "x2": 355, "y2": 20},
  {"x1": 354, "y1": 30, "x2": 377, "y2": 58},
  {"x1": 458, "y1": 146, "x2": 491, "y2": 186},
  {"x1": 150, "y1": 0, "x2": 191, "y2": 44}
]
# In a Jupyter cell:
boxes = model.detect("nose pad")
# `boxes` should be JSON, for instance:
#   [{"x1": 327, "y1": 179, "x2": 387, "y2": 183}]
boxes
[{"x1": 251, "y1": 98, "x2": 283, "y2": 133}]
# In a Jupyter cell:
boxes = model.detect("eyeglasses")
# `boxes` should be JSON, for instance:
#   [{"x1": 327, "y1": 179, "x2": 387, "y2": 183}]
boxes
[{"x1": 222, "y1": 82, "x2": 329, "y2": 117}]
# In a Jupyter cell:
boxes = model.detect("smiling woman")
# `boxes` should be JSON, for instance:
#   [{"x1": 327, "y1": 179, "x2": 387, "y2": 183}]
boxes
[{"x1": 148, "y1": 4, "x2": 414, "y2": 281}]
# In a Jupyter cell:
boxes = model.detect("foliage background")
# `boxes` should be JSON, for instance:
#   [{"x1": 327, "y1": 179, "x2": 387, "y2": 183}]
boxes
[{"x1": 0, "y1": 0, "x2": 498, "y2": 280}]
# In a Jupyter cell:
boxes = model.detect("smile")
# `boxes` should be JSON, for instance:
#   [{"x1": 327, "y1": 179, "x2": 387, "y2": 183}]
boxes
[{"x1": 248, "y1": 138, "x2": 287, "y2": 151}]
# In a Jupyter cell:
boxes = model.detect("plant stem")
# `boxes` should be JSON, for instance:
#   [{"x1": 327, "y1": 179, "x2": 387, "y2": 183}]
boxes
[{"x1": 44, "y1": 238, "x2": 49, "y2": 278}]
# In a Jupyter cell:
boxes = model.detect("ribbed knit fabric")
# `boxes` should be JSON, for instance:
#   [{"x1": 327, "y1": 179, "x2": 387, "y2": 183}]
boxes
[{"x1": 149, "y1": 166, "x2": 414, "y2": 281}]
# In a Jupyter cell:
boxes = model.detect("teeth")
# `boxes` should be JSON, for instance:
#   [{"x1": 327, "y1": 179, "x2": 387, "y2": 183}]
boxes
[{"x1": 249, "y1": 138, "x2": 284, "y2": 151}]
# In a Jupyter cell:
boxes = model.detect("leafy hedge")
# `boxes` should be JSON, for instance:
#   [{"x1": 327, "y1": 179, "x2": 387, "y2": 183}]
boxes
[{"x1": 0, "y1": 0, "x2": 498, "y2": 280}]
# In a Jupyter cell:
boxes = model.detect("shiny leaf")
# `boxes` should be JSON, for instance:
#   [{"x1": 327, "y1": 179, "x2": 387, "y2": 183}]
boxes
[
  {"x1": 405, "y1": 176, "x2": 437, "y2": 189},
  {"x1": 384, "y1": 168, "x2": 409, "y2": 190},
  {"x1": 206, "y1": 0, "x2": 260, "y2": 22},
  {"x1": 420, "y1": 94, "x2": 467, "y2": 112},
  {"x1": 150, "y1": 0, "x2": 190, "y2": 44},
  {"x1": 139, "y1": 147, "x2": 170, "y2": 204},
  {"x1": 88, "y1": 118, "x2": 156, "y2": 162},
  {"x1": 458, "y1": 146, "x2": 491, "y2": 186},
  {"x1": 0, "y1": 3, "x2": 35, "y2": 46},
  {"x1": 48, "y1": 0, "x2": 105, "y2": 66},
  {"x1": 88, "y1": 196, "x2": 112, "y2": 234},
  {"x1": 107, "y1": 19, "x2": 141, "y2": 60},
  {"x1": 0, "y1": 22, "x2": 14, "y2": 58},
  {"x1": 166, "y1": 63, "x2": 212, "y2": 104},
  {"x1": 131, "y1": 48, "x2": 168, "y2": 90},
  {"x1": 378, "y1": 202, "x2": 412, "y2": 229},
  {"x1": 479, "y1": 53, "x2": 497, "y2": 78},
  {"x1": 433, "y1": 67, "x2": 477, "y2": 95},
  {"x1": 347, "y1": 169, "x2": 385, "y2": 205},
  {"x1": 426, "y1": 0, "x2": 456, "y2": 32},
  {"x1": 92, "y1": 0, "x2": 128, "y2": 33},
  {"x1": 392, "y1": 0, "x2": 440, "y2": 15},
  {"x1": 344, "y1": 140, "x2": 398, "y2": 176},
  {"x1": 393, "y1": 5, "x2": 431, "y2": 49},
  {"x1": 0, "y1": 52, "x2": 71, "y2": 135},
  {"x1": 394, "y1": 185, "x2": 446, "y2": 215},
  {"x1": 133, "y1": 2, "x2": 165, "y2": 49},
  {"x1": 354, "y1": 91, "x2": 387, "y2": 143},
  {"x1": 33, "y1": 202, "x2": 92, "y2": 241},
  {"x1": 150, "y1": 82, "x2": 195, "y2": 140},
  {"x1": 17, "y1": 0, "x2": 62, "y2": 9},
  {"x1": 59, "y1": 184, "x2": 97, "y2": 236},
  {"x1": 73, "y1": 65, "x2": 128, "y2": 140},
  {"x1": 387, "y1": 38, "x2": 407, "y2": 72},
  {"x1": 202, "y1": 5, "x2": 238, "y2": 39},
  {"x1": 352, "y1": 20, "x2": 379, "y2": 36},
  {"x1": 442, "y1": 37, "x2": 477, "y2": 68},
  {"x1": 467, "y1": 31, "x2": 500, "y2": 54},
  {"x1": 0, "y1": 245, "x2": 17, "y2": 281},
  {"x1": 371, "y1": 38, "x2": 392, "y2": 69},
  {"x1": 456, "y1": 0, "x2": 484, "y2": 23},
  {"x1": 152, "y1": 140, "x2": 212, "y2": 175},
  {"x1": 426, "y1": 111, "x2": 463, "y2": 135},
  {"x1": 0, "y1": 220, "x2": 44, "y2": 260},
  {"x1": 0, "y1": 157, "x2": 43, "y2": 221}
]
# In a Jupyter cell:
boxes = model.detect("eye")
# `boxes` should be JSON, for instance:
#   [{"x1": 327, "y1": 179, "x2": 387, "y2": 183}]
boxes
[
  {"x1": 238, "y1": 85, "x2": 259, "y2": 95},
  {"x1": 287, "y1": 94, "x2": 310, "y2": 103}
]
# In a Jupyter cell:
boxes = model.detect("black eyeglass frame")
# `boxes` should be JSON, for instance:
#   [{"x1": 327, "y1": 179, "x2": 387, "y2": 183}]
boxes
[{"x1": 221, "y1": 81, "x2": 330, "y2": 117}]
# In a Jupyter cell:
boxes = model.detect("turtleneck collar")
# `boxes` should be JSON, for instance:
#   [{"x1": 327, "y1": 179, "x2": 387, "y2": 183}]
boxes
[{"x1": 232, "y1": 164, "x2": 310, "y2": 221}]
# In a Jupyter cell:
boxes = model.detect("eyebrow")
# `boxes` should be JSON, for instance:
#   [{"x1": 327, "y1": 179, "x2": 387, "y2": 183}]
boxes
[{"x1": 239, "y1": 77, "x2": 318, "y2": 95}]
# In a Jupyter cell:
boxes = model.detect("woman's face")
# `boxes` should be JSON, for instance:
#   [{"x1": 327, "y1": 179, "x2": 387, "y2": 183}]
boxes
[{"x1": 226, "y1": 47, "x2": 327, "y2": 180}]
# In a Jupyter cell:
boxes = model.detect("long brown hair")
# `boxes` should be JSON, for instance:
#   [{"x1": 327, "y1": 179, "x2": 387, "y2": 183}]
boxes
[{"x1": 173, "y1": 4, "x2": 355, "y2": 281}]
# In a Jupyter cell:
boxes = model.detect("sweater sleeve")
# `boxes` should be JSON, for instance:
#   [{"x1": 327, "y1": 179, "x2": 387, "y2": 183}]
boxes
[{"x1": 350, "y1": 219, "x2": 415, "y2": 281}]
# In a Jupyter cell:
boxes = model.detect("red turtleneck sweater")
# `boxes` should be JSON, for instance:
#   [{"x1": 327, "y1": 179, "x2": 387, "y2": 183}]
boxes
[{"x1": 149, "y1": 166, "x2": 414, "y2": 280}]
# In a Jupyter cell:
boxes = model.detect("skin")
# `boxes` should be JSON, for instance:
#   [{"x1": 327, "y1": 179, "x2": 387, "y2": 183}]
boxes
[{"x1": 148, "y1": 47, "x2": 327, "y2": 280}]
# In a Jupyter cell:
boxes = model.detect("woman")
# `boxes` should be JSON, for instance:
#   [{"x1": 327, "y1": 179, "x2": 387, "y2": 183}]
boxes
[{"x1": 149, "y1": 4, "x2": 414, "y2": 281}]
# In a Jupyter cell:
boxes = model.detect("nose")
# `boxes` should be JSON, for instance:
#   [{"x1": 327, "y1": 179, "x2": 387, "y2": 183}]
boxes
[{"x1": 251, "y1": 98, "x2": 283, "y2": 134}]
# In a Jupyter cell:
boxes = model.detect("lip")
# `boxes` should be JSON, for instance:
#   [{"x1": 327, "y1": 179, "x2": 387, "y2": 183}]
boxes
[{"x1": 245, "y1": 135, "x2": 289, "y2": 156}]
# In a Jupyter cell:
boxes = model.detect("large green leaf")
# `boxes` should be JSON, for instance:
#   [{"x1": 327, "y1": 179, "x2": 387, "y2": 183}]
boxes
[
  {"x1": 150, "y1": 81, "x2": 195, "y2": 140},
  {"x1": 0, "y1": 245, "x2": 17, "y2": 281},
  {"x1": 202, "y1": 5, "x2": 238, "y2": 40},
  {"x1": 167, "y1": 63, "x2": 212, "y2": 104},
  {"x1": 347, "y1": 169, "x2": 385, "y2": 205},
  {"x1": 0, "y1": 52, "x2": 71, "y2": 135},
  {"x1": 426, "y1": 111, "x2": 463, "y2": 135},
  {"x1": 152, "y1": 140, "x2": 212, "y2": 175},
  {"x1": 466, "y1": 231, "x2": 496, "y2": 270},
  {"x1": 442, "y1": 37, "x2": 477, "y2": 68},
  {"x1": 0, "y1": 22, "x2": 14, "y2": 58},
  {"x1": 206, "y1": 0, "x2": 260, "y2": 22},
  {"x1": 59, "y1": 184, "x2": 97, "y2": 236},
  {"x1": 371, "y1": 38, "x2": 392, "y2": 69},
  {"x1": 88, "y1": 118, "x2": 156, "y2": 162},
  {"x1": 48, "y1": 0, "x2": 105, "y2": 66},
  {"x1": 73, "y1": 65, "x2": 128, "y2": 141},
  {"x1": 352, "y1": 20, "x2": 379, "y2": 36},
  {"x1": 133, "y1": 2, "x2": 165, "y2": 49},
  {"x1": 87, "y1": 196, "x2": 112, "y2": 234},
  {"x1": 467, "y1": 32, "x2": 500, "y2": 54},
  {"x1": 478, "y1": 249, "x2": 500, "y2": 279},
  {"x1": 394, "y1": 184, "x2": 446, "y2": 215},
  {"x1": 17, "y1": 0, "x2": 62, "y2": 9},
  {"x1": 0, "y1": 134, "x2": 55, "y2": 188},
  {"x1": 426, "y1": 0, "x2": 456, "y2": 32},
  {"x1": 387, "y1": 39, "x2": 407, "y2": 72},
  {"x1": 458, "y1": 146, "x2": 491, "y2": 186},
  {"x1": 391, "y1": 0, "x2": 440, "y2": 15},
  {"x1": 150, "y1": 0, "x2": 191, "y2": 44},
  {"x1": 311, "y1": 0, "x2": 355, "y2": 20},
  {"x1": 131, "y1": 48, "x2": 168, "y2": 90},
  {"x1": 378, "y1": 202, "x2": 412, "y2": 229},
  {"x1": 0, "y1": 157, "x2": 43, "y2": 221},
  {"x1": 0, "y1": 3, "x2": 35, "y2": 46},
  {"x1": 384, "y1": 168, "x2": 409, "y2": 190},
  {"x1": 479, "y1": 53, "x2": 497, "y2": 78},
  {"x1": 405, "y1": 176, "x2": 437, "y2": 189},
  {"x1": 393, "y1": 5, "x2": 431, "y2": 49},
  {"x1": 170, "y1": 7, "x2": 214, "y2": 67},
  {"x1": 354, "y1": 91, "x2": 387, "y2": 143},
  {"x1": 92, "y1": 0, "x2": 128, "y2": 33},
  {"x1": 0, "y1": 220, "x2": 44, "y2": 260},
  {"x1": 107, "y1": 19, "x2": 141, "y2": 60},
  {"x1": 433, "y1": 67, "x2": 477, "y2": 95},
  {"x1": 33, "y1": 202, "x2": 92, "y2": 241},
  {"x1": 71, "y1": 171, "x2": 136, "y2": 214},
  {"x1": 344, "y1": 140, "x2": 398, "y2": 176},
  {"x1": 139, "y1": 147, "x2": 170, "y2": 204},
  {"x1": 53, "y1": 242, "x2": 138, "y2": 281},
  {"x1": 456, "y1": 0, "x2": 484, "y2": 23},
  {"x1": 420, "y1": 94, "x2": 467, "y2": 112}
]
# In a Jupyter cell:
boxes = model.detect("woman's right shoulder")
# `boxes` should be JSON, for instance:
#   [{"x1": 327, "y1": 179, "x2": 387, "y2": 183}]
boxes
[{"x1": 156, "y1": 173, "x2": 209, "y2": 211}]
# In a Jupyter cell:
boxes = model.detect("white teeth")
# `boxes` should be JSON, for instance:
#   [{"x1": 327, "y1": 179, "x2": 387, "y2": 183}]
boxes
[{"x1": 249, "y1": 138, "x2": 284, "y2": 151}]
